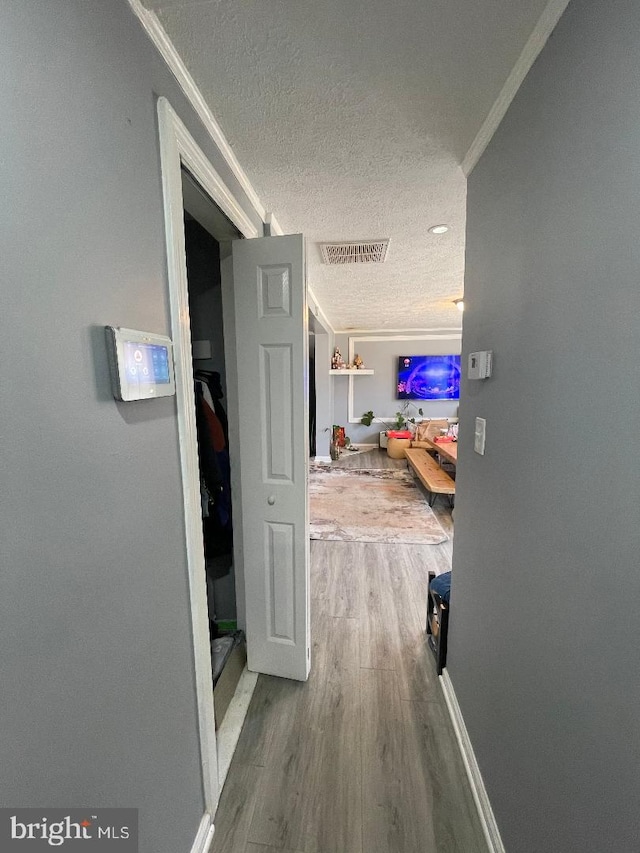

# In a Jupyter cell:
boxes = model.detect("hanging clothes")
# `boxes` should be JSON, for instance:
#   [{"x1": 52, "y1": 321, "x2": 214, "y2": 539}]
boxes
[
  {"x1": 194, "y1": 373, "x2": 233, "y2": 562},
  {"x1": 200, "y1": 370, "x2": 229, "y2": 446}
]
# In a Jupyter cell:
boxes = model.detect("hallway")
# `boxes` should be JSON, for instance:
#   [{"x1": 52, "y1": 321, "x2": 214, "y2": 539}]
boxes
[{"x1": 211, "y1": 450, "x2": 485, "y2": 853}]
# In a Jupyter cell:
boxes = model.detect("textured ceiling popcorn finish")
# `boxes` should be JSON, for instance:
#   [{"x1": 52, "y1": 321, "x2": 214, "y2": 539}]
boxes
[{"x1": 145, "y1": 0, "x2": 553, "y2": 330}]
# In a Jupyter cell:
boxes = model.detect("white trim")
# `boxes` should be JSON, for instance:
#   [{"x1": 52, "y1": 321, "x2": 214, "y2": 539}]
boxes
[
  {"x1": 190, "y1": 814, "x2": 215, "y2": 853},
  {"x1": 127, "y1": 0, "x2": 265, "y2": 219},
  {"x1": 346, "y1": 333, "x2": 462, "y2": 424},
  {"x1": 462, "y1": 0, "x2": 571, "y2": 176},
  {"x1": 128, "y1": 0, "x2": 335, "y2": 335},
  {"x1": 157, "y1": 96, "x2": 264, "y2": 815},
  {"x1": 312, "y1": 445, "x2": 378, "y2": 464},
  {"x1": 358, "y1": 418, "x2": 457, "y2": 424},
  {"x1": 440, "y1": 669, "x2": 506, "y2": 853},
  {"x1": 168, "y1": 105, "x2": 260, "y2": 239},
  {"x1": 216, "y1": 667, "x2": 259, "y2": 788},
  {"x1": 265, "y1": 211, "x2": 283, "y2": 236},
  {"x1": 335, "y1": 326, "x2": 462, "y2": 335},
  {"x1": 308, "y1": 285, "x2": 335, "y2": 334},
  {"x1": 157, "y1": 97, "x2": 219, "y2": 814},
  {"x1": 347, "y1": 334, "x2": 462, "y2": 346}
]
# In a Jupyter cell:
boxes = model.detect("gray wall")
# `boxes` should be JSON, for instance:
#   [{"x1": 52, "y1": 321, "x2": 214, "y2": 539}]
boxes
[
  {"x1": 0, "y1": 2, "x2": 261, "y2": 850},
  {"x1": 332, "y1": 333, "x2": 461, "y2": 444},
  {"x1": 450, "y1": 1, "x2": 640, "y2": 850}
]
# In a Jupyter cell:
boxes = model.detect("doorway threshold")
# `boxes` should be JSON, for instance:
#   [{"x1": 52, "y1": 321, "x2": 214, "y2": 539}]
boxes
[{"x1": 216, "y1": 666, "x2": 259, "y2": 788}]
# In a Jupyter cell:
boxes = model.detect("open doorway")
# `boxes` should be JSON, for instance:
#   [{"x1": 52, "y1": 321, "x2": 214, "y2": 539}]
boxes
[
  {"x1": 177, "y1": 168, "x2": 261, "y2": 798},
  {"x1": 157, "y1": 97, "x2": 311, "y2": 824},
  {"x1": 182, "y1": 170, "x2": 245, "y2": 734},
  {"x1": 308, "y1": 330, "x2": 316, "y2": 456},
  {"x1": 308, "y1": 311, "x2": 332, "y2": 462}
]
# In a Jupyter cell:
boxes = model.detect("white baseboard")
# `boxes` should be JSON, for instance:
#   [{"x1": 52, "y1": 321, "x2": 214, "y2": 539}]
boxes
[
  {"x1": 313, "y1": 445, "x2": 378, "y2": 465},
  {"x1": 440, "y1": 669, "x2": 505, "y2": 853},
  {"x1": 190, "y1": 813, "x2": 214, "y2": 853},
  {"x1": 186, "y1": 667, "x2": 258, "y2": 853},
  {"x1": 216, "y1": 666, "x2": 259, "y2": 787}
]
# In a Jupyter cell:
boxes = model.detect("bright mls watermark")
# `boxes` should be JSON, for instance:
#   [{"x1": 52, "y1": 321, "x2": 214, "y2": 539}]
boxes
[{"x1": 1, "y1": 810, "x2": 138, "y2": 851}]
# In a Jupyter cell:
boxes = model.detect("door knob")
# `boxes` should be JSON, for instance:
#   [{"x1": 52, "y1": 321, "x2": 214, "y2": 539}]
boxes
[{"x1": 267, "y1": 495, "x2": 276, "y2": 506}]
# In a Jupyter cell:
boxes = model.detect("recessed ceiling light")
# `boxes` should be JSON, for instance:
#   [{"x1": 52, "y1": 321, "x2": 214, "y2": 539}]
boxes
[{"x1": 428, "y1": 224, "x2": 449, "y2": 235}]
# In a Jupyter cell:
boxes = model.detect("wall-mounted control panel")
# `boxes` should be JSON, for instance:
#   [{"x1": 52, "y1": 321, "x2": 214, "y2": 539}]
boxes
[
  {"x1": 468, "y1": 350, "x2": 493, "y2": 380},
  {"x1": 105, "y1": 326, "x2": 176, "y2": 401}
]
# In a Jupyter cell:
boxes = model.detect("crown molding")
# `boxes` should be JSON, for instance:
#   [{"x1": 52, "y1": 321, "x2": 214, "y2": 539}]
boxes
[
  {"x1": 127, "y1": 0, "x2": 265, "y2": 219},
  {"x1": 334, "y1": 327, "x2": 462, "y2": 336},
  {"x1": 308, "y1": 286, "x2": 335, "y2": 334},
  {"x1": 346, "y1": 334, "x2": 461, "y2": 344},
  {"x1": 264, "y1": 211, "x2": 283, "y2": 236},
  {"x1": 128, "y1": 0, "x2": 339, "y2": 333},
  {"x1": 462, "y1": 0, "x2": 571, "y2": 176}
]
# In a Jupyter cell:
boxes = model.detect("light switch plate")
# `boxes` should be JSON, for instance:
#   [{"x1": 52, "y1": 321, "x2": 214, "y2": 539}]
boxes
[{"x1": 474, "y1": 417, "x2": 486, "y2": 455}]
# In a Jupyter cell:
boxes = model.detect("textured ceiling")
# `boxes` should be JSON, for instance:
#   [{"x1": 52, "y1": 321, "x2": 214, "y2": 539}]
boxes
[{"x1": 144, "y1": 0, "x2": 551, "y2": 331}]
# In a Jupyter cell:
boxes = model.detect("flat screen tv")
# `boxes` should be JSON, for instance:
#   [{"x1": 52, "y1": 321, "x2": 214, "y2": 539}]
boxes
[{"x1": 397, "y1": 355, "x2": 461, "y2": 400}]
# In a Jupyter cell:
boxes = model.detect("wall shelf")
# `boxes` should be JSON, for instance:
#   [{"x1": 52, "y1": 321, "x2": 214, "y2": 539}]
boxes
[{"x1": 329, "y1": 369, "x2": 374, "y2": 375}]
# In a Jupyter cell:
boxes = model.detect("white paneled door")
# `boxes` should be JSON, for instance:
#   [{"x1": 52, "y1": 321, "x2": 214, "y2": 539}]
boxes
[{"x1": 232, "y1": 234, "x2": 310, "y2": 681}]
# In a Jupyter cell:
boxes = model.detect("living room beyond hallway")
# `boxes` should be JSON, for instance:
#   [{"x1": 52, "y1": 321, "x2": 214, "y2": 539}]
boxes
[{"x1": 331, "y1": 446, "x2": 454, "y2": 535}]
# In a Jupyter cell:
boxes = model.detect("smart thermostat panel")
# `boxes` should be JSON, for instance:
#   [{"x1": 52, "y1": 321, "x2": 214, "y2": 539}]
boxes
[
  {"x1": 105, "y1": 326, "x2": 176, "y2": 401},
  {"x1": 468, "y1": 350, "x2": 493, "y2": 380}
]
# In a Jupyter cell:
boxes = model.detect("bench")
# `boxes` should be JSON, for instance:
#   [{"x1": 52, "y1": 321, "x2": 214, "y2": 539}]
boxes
[{"x1": 405, "y1": 447, "x2": 455, "y2": 507}]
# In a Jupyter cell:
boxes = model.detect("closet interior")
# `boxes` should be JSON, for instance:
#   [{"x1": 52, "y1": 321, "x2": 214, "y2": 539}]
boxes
[{"x1": 182, "y1": 171, "x2": 245, "y2": 729}]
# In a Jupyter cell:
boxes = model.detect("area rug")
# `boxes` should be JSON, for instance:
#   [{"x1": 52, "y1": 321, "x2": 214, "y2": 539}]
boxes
[{"x1": 309, "y1": 468, "x2": 448, "y2": 545}]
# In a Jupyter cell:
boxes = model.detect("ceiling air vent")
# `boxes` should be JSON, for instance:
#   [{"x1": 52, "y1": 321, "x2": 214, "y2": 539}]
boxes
[{"x1": 320, "y1": 239, "x2": 390, "y2": 265}]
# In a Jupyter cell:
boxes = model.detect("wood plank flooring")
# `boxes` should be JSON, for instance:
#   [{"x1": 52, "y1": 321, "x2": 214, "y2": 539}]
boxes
[{"x1": 211, "y1": 450, "x2": 485, "y2": 853}]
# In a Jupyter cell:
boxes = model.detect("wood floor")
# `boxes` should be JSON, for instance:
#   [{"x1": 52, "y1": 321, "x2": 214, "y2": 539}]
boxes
[{"x1": 211, "y1": 450, "x2": 485, "y2": 853}]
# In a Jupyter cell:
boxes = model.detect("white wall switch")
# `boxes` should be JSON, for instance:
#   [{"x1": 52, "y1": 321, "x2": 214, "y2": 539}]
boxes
[
  {"x1": 468, "y1": 350, "x2": 493, "y2": 379},
  {"x1": 474, "y1": 417, "x2": 486, "y2": 455}
]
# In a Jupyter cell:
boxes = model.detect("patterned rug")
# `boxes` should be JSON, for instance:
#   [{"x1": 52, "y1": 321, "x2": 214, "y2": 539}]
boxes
[{"x1": 309, "y1": 467, "x2": 448, "y2": 545}]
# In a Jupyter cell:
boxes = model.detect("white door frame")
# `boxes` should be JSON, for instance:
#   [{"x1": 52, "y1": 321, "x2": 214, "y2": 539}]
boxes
[{"x1": 156, "y1": 96, "x2": 261, "y2": 821}]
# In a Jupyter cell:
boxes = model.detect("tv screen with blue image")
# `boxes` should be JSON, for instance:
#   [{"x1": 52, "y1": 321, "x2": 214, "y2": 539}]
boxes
[{"x1": 397, "y1": 355, "x2": 461, "y2": 400}]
